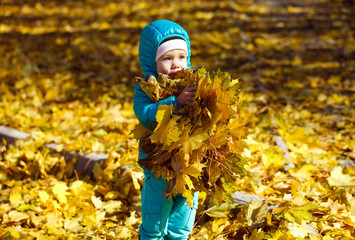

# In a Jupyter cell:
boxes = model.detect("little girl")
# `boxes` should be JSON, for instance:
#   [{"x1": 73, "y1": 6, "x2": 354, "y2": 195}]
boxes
[{"x1": 133, "y1": 20, "x2": 198, "y2": 240}]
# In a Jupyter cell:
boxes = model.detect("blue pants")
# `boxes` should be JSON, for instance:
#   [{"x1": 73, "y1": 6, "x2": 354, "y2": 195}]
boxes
[{"x1": 139, "y1": 171, "x2": 199, "y2": 240}]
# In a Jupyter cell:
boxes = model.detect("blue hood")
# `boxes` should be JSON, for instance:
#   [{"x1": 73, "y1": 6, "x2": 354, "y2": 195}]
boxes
[{"x1": 139, "y1": 20, "x2": 191, "y2": 78}]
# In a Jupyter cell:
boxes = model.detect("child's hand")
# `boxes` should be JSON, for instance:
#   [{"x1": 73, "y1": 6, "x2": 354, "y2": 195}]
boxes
[{"x1": 178, "y1": 84, "x2": 197, "y2": 108}]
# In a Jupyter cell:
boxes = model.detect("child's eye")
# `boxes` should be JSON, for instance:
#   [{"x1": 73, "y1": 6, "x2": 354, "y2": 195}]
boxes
[
  {"x1": 164, "y1": 57, "x2": 171, "y2": 61},
  {"x1": 179, "y1": 55, "x2": 186, "y2": 59}
]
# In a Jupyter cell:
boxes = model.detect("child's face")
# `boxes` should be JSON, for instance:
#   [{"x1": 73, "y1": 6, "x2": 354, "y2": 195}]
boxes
[{"x1": 156, "y1": 49, "x2": 187, "y2": 76}]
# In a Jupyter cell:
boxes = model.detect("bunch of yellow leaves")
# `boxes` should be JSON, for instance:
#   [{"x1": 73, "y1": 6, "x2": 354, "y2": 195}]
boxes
[{"x1": 132, "y1": 68, "x2": 250, "y2": 206}]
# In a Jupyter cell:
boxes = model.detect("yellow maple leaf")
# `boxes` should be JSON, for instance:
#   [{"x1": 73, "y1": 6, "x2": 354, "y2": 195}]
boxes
[
  {"x1": 82, "y1": 212, "x2": 99, "y2": 226},
  {"x1": 182, "y1": 189, "x2": 194, "y2": 207},
  {"x1": 283, "y1": 203, "x2": 319, "y2": 223},
  {"x1": 38, "y1": 191, "x2": 50, "y2": 203},
  {"x1": 9, "y1": 192, "x2": 23, "y2": 205},
  {"x1": 166, "y1": 124, "x2": 183, "y2": 146},
  {"x1": 52, "y1": 181, "x2": 70, "y2": 204},
  {"x1": 246, "y1": 200, "x2": 268, "y2": 227},
  {"x1": 184, "y1": 174, "x2": 194, "y2": 191},
  {"x1": 327, "y1": 166, "x2": 355, "y2": 187},
  {"x1": 228, "y1": 116, "x2": 249, "y2": 140},
  {"x1": 70, "y1": 180, "x2": 93, "y2": 199},
  {"x1": 125, "y1": 211, "x2": 140, "y2": 226},
  {"x1": 173, "y1": 173, "x2": 195, "y2": 207},
  {"x1": 115, "y1": 226, "x2": 132, "y2": 239},
  {"x1": 102, "y1": 200, "x2": 122, "y2": 213},
  {"x1": 212, "y1": 218, "x2": 230, "y2": 235},
  {"x1": 183, "y1": 162, "x2": 206, "y2": 178},
  {"x1": 249, "y1": 229, "x2": 264, "y2": 240},
  {"x1": 174, "y1": 173, "x2": 187, "y2": 195},
  {"x1": 195, "y1": 73, "x2": 212, "y2": 98},
  {"x1": 131, "y1": 123, "x2": 151, "y2": 140},
  {"x1": 175, "y1": 120, "x2": 192, "y2": 146},
  {"x1": 91, "y1": 140, "x2": 105, "y2": 152},
  {"x1": 135, "y1": 75, "x2": 160, "y2": 102},
  {"x1": 44, "y1": 88, "x2": 58, "y2": 101},
  {"x1": 150, "y1": 105, "x2": 176, "y2": 144},
  {"x1": 64, "y1": 218, "x2": 83, "y2": 233},
  {"x1": 209, "y1": 123, "x2": 229, "y2": 148},
  {"x1": 287, "y1": 222, "x2": 315, "y2": 238},
  {"x1": 8, "y1": 210, "x2": 29, "y2": 222},
  {"x1": 228, "y1": 139, "x2": 246, "y2": 154},
  {"x1": 216, "y1": 94, "x2": 235, "y2": 120},
  {"x1": 182, "y1": 131, "x2": 209, "y2": 154},
  {"x1": 153, "y1": 114, "x2": 183, "y2": 147},
  {"x1": 91, "y1": 196, "x2": 103, "y2": 209},
  {"x1": 289, "y1": 164, "x2": 315, "y2": 180},
  {"x1": 262, "y1": 148, "x2": 284, "y2": 169}
]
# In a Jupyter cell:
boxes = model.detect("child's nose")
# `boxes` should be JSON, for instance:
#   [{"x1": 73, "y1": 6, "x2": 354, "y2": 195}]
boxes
[{"x1": 171, "y1": 59, "x2": 180, "y2": 69}]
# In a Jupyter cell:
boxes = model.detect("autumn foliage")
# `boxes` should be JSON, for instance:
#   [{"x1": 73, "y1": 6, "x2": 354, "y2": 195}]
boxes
[
  {"x1": 133, "y1": 68, "x2": 250, "y2": 206},
  {"x1": 0, "y1": 0, "x2": 355, "y2": 239}
]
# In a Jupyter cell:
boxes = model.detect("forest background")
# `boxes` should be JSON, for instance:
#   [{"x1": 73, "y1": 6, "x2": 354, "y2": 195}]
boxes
[{"x1": 0, "y1": 0, "x2": 354, "y2": 239}]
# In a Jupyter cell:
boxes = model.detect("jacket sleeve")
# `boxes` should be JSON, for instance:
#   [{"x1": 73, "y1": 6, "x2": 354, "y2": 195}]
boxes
[{"x1": 133, "y1": 83, "x2": 178, "y2": 130}]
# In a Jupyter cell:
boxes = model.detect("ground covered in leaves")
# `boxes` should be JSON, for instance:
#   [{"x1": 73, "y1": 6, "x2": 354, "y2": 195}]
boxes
[{"x1": 0, "y1": 0, "x2": 354, "y2": 239}]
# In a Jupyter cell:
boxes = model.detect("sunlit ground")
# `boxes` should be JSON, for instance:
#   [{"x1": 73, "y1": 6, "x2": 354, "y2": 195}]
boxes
[{"x1": 0, "y1": 0, "x2": 354, "y2": 239}]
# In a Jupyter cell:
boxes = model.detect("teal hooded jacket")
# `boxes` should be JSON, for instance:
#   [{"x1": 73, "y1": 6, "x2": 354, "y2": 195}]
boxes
[
  {"x1": 134, "y1": 22, "x2": 198, "y2": 234},
  {"x1": 133, "y1": 20, "x2": 191, "y2": 148}
]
